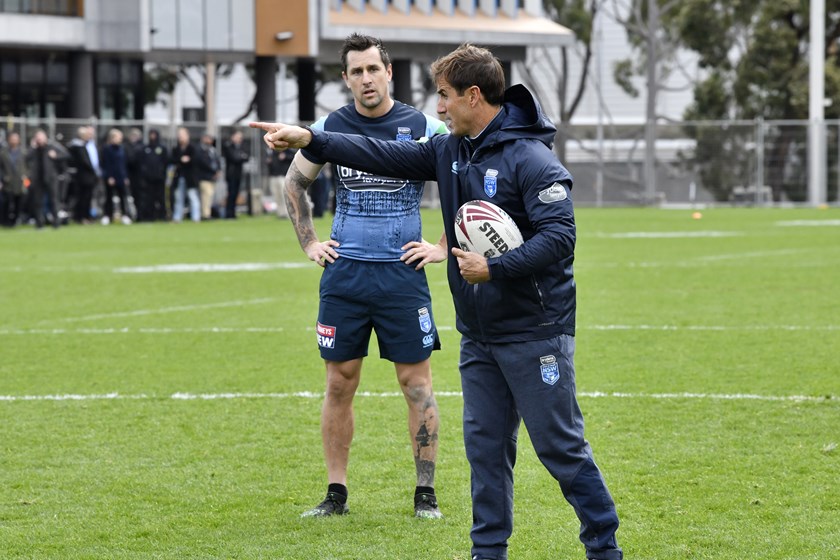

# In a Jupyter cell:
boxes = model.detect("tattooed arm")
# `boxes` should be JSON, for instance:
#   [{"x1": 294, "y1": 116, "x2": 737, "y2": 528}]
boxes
[{"x1": 284, "y1": 152, "x2": 340, "y2": 267}]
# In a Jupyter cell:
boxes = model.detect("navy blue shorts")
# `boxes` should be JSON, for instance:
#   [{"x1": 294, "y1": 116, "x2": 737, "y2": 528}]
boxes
[{"x1": 316, "y1": 257, "x2": 441, "y2": 363}]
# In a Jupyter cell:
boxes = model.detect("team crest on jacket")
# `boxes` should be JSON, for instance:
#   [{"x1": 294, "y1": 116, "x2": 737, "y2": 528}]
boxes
[
  {"x1": 484, "y1": 169, "x2": 498, "y2": 197},
  {"x1": 540, "y1": 355, "x2": 560, "y2": 385},
  {"x1": 396, "y1": 127, "x2": 412, "y2": 141},
  {"x1": 538, "y1": 182, "x2": 568, "y2": 203},
  {"x1": 418, "y1": 307, "x2": 432, "y2": 333}
]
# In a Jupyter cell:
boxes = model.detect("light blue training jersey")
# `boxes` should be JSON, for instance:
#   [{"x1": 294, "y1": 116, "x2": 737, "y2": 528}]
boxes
[{"x1": 302, "y1": 101, "x2": 447, "y2": 261}]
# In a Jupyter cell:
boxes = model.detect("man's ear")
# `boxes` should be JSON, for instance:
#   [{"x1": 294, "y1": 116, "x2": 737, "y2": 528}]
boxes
[
  {"x1": 386, "y1": 64, "x2": 393, "y2": 82},
  {"x1": 469, "y1": 85, "x2": 482, "y2": 107}
]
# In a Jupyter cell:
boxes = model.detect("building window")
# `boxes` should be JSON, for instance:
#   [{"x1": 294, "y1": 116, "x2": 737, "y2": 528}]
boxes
[{"x1": 0, "y1": 0, "x2": 80, "y2": 16}]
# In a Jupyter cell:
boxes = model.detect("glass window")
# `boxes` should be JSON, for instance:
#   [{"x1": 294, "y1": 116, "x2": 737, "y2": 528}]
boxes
[
  {"x1": 97, "y1": 60, "x2": 118, "y2": 86},
  {"x1": 46, "y1": 59, "x2": 68, "y2": 85},
  {"x1": 20, "y1": 61, "x2": 43, "y2": 84},
  {"x1": 120, "y1": 61, "x2": 140, "y2": 86},
  {"x1": 1, "y1": 60, "x2": 18, "y2": 83}
]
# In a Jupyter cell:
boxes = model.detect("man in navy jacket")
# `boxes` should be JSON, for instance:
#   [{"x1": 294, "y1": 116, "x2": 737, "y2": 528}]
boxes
[{"x1": 252, "y1": 44, "x2": 622, "y2": 560}]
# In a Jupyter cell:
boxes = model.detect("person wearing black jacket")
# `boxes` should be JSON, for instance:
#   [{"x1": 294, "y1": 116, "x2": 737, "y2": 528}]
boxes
[
  {"x1": 66, "y1": 125, "x2": 100, "y2": 224},
  {"x1": 124, "y1": 128, "x2": 146, "y2": 221},
  {"x1": 140, "y1": 129, "x2": 169, "y2": 221},
  {"x1": 196, "y1": 133, "x2": 221, "y2": 220},
  {"x1": 170, "y1": 127, "x2": 200, "y2": 222},
  {"x1": 25, "y1": 129, "x2": 68, "y2": 229},
  {"x1": 100, "y1": 128, "x2": 132, "y2": 225},
  {"x1": 0, "y1": 131, "x2": 26, "y2": 227},
  {"x1": 222, "y1": 130, "x2": 249, "y2": 219},
  {"x1": 251, "y1": 44, "x2": 623, "y2": 560}
]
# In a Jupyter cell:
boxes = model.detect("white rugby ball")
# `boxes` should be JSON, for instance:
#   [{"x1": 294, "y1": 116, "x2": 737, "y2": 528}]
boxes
[{"x1": 454, "y1": 200, "x2": 524, "y2": 258}]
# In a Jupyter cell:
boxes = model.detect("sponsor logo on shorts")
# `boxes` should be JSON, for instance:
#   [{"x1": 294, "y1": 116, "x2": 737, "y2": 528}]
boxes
[
  {"x1": 317, "y1": 322, "x2": 336, "y2": 349},
  {"x1": 396, "y1": 127, "x2": 412, "y2": 141},
  {"x1": 539, "y1": 355, "x2": 560, "y2": 385},
  {"x1": 484, "y1": 169, "x2": 498, "y2": 197},
  {"x1": 422, "y1": 333, "x2": 435, "y2": 347},
  {"x1": 451, "y1": 161, "x2": 458, "y2": 174},
  {"x1": 418, "y1": 307, "x2": 432, "y2": 333},
  {"x1": 538, "y1": 182, "x2": 568, "y2": 203}
]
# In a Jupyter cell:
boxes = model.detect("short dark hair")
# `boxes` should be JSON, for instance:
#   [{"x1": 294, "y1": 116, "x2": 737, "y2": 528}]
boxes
[
  {"x1": 340, "y1": 33, "x2": 391, "y2": 71},
  {"x1": 430, "y1": 44, "x2": 505, "y2": 106}
]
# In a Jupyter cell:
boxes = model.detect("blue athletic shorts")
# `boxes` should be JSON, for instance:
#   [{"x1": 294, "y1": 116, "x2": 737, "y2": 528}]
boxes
[{"x1": 316, "y1": 257, "x2": 441, "y2": 363}]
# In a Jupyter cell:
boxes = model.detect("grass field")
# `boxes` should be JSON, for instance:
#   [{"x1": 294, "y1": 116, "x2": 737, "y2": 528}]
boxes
[{"x1": 1, "y1": 207, "x2": 838, "y2": 559}]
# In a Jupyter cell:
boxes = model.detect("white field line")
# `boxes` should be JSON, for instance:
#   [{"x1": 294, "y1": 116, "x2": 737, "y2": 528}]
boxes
[
  {"x1": 594, "y1": 231, "x2": 740, "y2": 239},
  {"x1": 113, "y1": 262, "x2": 311, "y2": 273},
  {"x1": 776, "y1": 219, "x2": 840, "y2": 227},
  {"x1": 0, "y1": 391, "x2": 835, "y2": 403},
  {"x1": 3, "y1": 324, "x2": 840, "y2": 335},
  {"x1": 54, "y1": 298, "x2": 276, "y2": 324}
]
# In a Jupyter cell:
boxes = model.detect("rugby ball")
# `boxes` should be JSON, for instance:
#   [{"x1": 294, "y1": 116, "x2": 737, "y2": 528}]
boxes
[{"x1": 454, "y1": 200, "x2": 524, "y2": 258}]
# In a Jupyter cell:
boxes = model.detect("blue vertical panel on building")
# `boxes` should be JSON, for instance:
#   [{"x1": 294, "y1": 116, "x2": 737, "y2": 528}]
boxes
[
  {"x1": 150, "y1": 0, "x2": 178, "y2": 49},
  {"x1": 179, "y1": 0, "x2": 205, "y2": 49},
  {"x1": 205, "y1": 0, "x2": 230, "y2": 50},
  {"x1": 230, "y1": 0, "x2": 255, "y2": 51}
]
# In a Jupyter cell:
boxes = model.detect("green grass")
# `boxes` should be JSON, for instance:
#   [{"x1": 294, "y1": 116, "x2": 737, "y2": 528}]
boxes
[{"x1": 1, "y1": 208, "x2": 839, "y2": 559}]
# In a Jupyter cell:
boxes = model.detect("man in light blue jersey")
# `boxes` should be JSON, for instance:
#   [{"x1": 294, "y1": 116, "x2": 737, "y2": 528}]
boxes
[{"x1": 284, "y1": 33, "x2": 449, "y2": 519}]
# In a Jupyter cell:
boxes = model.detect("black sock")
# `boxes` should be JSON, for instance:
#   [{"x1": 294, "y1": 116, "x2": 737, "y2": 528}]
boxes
[
  {"x1": 328, "y1": 483, "x2": 348, "y2": 503},
  {"x1": 415, "y1": 485, "x2": 435, "y2": 497}
]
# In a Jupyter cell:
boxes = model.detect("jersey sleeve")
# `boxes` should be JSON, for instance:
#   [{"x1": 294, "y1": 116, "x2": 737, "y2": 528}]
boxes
[
  {"x1": 300, "y1": 117, "x2": 328, "y2": 165},
  {"x1": 424, "y1": 114, "x2": 449, "y2": 137}
]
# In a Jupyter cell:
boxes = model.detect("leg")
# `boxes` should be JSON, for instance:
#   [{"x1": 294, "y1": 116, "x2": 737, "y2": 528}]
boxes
[
  {"x1": 225, "y1": 177, "x2": 240, "y2": 218},
  {"x1": 322, "y1": 358, "x2": 363, "y2": 485},
  {"x1": 199, "y1": 180, "x2": 213, "y2": 219},
  {"x1": 187, "y1": 188, "x2": 201, "y2": 222},
  {"x1": 496, "y1": 336, "x2": 622, "y2": 560},
  {"x1": 172, "y1": 179, "x2": 185, "y2": 222},
  {"x1": 394, "y1": 360, "x2": 439, "y2": 487},
  {"x1": 460, "y1": 336, "x2": 520, "y2": 560}
]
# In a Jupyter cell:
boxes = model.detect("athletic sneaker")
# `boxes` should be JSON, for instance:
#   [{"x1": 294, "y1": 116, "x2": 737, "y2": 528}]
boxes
[
  {"x1": 414, "y1": 493, "x2": 443, "y2": 519},
  {"x1": 300, "y1": 492, "x2": 349, "y2": 518}
]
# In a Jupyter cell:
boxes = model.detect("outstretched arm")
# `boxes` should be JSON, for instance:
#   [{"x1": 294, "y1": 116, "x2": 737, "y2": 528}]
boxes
[
  {"x1": 284, "y1": 152, "x2": 339, "y2": 267},
  {"x1": 250, "y1": 120, "x2": 437, "y2": 181}
]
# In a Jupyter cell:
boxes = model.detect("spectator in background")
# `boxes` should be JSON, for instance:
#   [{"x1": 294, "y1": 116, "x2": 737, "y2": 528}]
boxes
[
  {"x1": 67, "y1": 125, "x2": 100, "y2": 224},
  {"x1": 222, "y1": 130, "x2": 249, "y2": 219},
  {"x1": 141, "y1": 128, "x2": 169, "y2": 221},
  {"x1": 25, "y1": 129, "x2": 67, "y2": 229},
  {"x1": 0, "y1": 131, "x2": 26, "y2": 227},
  {"x1": 266, "y1": 146, "x2": 294, "y2": 218},
  {"x1": 100, "y1": 128, "x2": 132, "y2": 225},
  {"x1": 197, "y1": 133, "x2": 222, "y2": 220},
  {"x1": 125, "y1": 128, "x2": 146, "y2": 220},
  {"x1": 171, "y1": 127, "x2": 200, "y2": 223}
]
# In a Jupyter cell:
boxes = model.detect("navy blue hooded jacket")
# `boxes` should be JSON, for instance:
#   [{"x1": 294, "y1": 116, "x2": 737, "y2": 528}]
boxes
[{"x1": 304, "y1": 84, "x2": 576, "y2": 343}]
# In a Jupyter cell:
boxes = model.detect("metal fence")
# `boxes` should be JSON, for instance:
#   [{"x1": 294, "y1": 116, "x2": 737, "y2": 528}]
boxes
[
  {"x1": 4, "y1": 117, "x2": 839, "y2": 210},
  {"x1": 557, "y1": 119, "x2": 840, "y2": 206}
]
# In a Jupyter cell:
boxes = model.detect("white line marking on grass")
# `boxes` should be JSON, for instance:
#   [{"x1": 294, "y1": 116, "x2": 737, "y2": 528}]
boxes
[
  {"x1": 586, "y1": 324, "x2": 840, "y2": 332},
  {"x1": 55, "y1": 298, "x2": 276, "y2": 324},
  {"x1": 1, "y1": 391, "x2": 835, "y2": 403},
  {"x1": 595, "y1": 231, "x2": 739, "y2": 239},
  {"x1": 113, "y1": 262, "x2": 311, "y2": 273},
  {"x1": 4, "y1": 324, "x2": 840, "y2": 335},
  {"x1": 776, "y1": 219, "x2": 840, "y2": 227}
]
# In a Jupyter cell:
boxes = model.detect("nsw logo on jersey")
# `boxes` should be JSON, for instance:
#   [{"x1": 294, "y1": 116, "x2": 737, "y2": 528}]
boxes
[
  {"x1": 396, "y1": 127, "x2": 412, "y2": 141},
  {"x1": 484, "y1": 169, "x2": 499, "y2": 197},
  {"x1": 317, "y1": 322, "x2": 336, "y2": 349}
]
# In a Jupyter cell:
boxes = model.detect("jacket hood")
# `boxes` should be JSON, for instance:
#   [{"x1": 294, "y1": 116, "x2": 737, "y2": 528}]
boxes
[{"x1": 496, "y1": 84, "x2": 557, "y2": 150}]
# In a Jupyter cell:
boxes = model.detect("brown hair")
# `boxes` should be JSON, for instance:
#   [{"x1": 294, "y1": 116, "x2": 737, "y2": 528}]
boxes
[
  {"x1": 340, "y1": 33, "x2": 391, "y2": 71},
  {"x1": 430, "y1": 44, "x2": 505, "y2": 105}
]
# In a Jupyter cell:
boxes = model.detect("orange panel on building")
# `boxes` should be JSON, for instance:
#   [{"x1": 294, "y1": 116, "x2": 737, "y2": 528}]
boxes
[{"x1": 255, "y1": 0, "x2": 311, "y2": 57}]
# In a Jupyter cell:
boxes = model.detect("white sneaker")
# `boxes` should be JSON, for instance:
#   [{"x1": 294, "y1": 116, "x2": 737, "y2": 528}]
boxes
[
  {"x1": 101, "y1": 216, "x2": 111, "y2": 225},
  {"x1": 121, "y1": 215, "x2": 132, "y2": 225}
]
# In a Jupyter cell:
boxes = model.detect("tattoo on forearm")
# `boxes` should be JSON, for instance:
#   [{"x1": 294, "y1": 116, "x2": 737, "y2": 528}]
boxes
[{"x1": 285, "y1": 164, "x2": 317, "y2": 250}]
